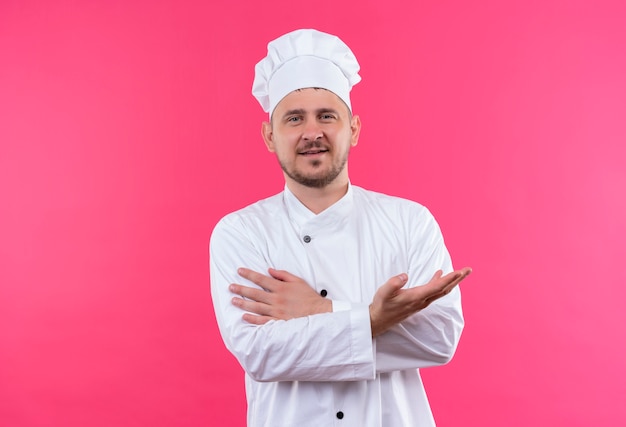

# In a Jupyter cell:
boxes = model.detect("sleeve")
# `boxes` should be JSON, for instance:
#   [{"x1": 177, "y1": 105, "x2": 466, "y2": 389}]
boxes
[
  {"x1": 210, "y1": 214, "x2": 376, "y2": 383},
  {"x1": 374, "y1": 208, "x2": 465, "y2": 373}
]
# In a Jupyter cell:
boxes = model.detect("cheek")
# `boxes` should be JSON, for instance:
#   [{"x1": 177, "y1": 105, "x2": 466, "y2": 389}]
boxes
[
  {"x1": 273, "y1": 144, "x2": 294, "y2": 161},
  {"x1": 338, "y1": 130, "x2": 355, "y2": 148}
]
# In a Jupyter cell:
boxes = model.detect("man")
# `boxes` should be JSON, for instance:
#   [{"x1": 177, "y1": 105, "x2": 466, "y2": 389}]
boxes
[{"x1": 210, "y1": 29, "x2": 471, "y2": 426}]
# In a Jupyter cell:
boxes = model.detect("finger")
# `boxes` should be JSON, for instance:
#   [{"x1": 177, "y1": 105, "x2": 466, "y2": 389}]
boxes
[
  {"x1": 441, "y1": 267, "x2": 471, "y2": 283},
  {"x1": 403, "y1": 271, "x2": 459, "y2": 302},
  {"x1": 232, "y1": 296, "x2": 271, "y2": 316},
  {"x1": 422, "y1": 268, "x2": 472, "y2": 304},
  {"x1": 449, "y1": 267, "x2": 472, "y2": 279},
  {"x1": 229, "y1": 283, "x2": 272, "y2": 304},
  {"x1": 267, "y1": 268, "x2": 299, "y2": 282},
  {"x1": 238, "y1": 268, "x2": 274, "y2": 291},
  {"x1": 242, "y1": 313, "x2": 275, "y2": 325},
  {"x1": 440, "y1": 267, "x2": 472, "y2": 291},
  {"x1": 422, "y1": 283, "x2": 458, "y2": 305},
  {"x1": 431, "y1": 267, "x2": 471, "y2": 292},
  {"x1": 419, "y1": 284, "x2": 458, "y2": 306},
  {"x1": 430, "y1": 269, "x2": 444, "y2": 282}
]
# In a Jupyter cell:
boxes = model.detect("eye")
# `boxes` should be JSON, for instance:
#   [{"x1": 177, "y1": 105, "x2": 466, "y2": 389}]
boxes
[
  {"x1": 319, "y1": 113, "x2": 336, "y2": 120},
  {"x1": 286, "y1": 116, "x2": 302, "y2": 123}
]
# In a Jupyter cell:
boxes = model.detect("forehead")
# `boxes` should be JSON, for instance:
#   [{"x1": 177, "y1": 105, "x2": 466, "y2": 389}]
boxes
[{"x1": 272, "y1": 88, "x2": 350, "y2": 118}]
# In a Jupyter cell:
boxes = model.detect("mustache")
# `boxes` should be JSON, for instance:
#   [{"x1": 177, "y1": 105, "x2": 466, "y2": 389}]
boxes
[{"x1": 299, "y1": 141, "x2": 327, "y2": 151}]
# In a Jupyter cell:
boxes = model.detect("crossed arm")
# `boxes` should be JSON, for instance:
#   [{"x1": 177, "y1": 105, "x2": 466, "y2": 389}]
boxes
[
  {"x1": 229, "y1": 266, "x2": 471, "y2": 337},
  {"x1": 211, "y1": 208, "x2": 470, "y2": 381}
]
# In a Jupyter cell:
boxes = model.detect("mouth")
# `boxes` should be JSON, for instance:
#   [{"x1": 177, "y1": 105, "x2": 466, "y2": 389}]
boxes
[{"x1": 299, "y1": 148, "x2": 329, "y2": 156}]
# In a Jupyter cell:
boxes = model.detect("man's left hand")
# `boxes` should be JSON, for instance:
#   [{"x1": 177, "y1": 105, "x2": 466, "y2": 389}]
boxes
[{"x1": 229, "y1": 268, "x2": 332, "y2": 325}]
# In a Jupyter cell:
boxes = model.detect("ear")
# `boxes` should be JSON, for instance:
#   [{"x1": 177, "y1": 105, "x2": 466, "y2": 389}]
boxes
[
  {"x1": 261, "y1": 121, "x2": 275, "y2": 152},
  {"x1": 350, "y1": 115, "x2": 361, "y2": 147}
]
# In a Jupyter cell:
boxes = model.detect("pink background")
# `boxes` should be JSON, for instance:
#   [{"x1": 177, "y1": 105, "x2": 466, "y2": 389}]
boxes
[{"x1": 1, "y1": 0, "x2": 625, "y2": 426}]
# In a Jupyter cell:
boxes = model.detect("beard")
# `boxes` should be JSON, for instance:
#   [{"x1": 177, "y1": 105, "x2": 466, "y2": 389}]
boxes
[{"x1": 279, "y1": 146, "x2": 349, "y2": 189}]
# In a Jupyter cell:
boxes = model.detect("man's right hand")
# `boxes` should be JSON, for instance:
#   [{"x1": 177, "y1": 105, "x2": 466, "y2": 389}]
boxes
[
  {"x1": 230, "y1": 267, "x2": 332, "y2": 325},
  {"x1": 369, "y1": 268, "x2": 472, "y2": 337}
]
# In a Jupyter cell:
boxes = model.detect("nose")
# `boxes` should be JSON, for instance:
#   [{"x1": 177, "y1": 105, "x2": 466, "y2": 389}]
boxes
[{"x1": 302, "y1": 119, "x2": 323, "y2": 141}]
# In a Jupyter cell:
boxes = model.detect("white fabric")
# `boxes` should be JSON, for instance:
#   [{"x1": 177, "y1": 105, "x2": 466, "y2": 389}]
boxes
[
  {"x1": 210, "y1": 184, "x2": 464, "y2": 427},
  {"x1": 252, "y1": 29, "x2": 361, "y2": 115}
]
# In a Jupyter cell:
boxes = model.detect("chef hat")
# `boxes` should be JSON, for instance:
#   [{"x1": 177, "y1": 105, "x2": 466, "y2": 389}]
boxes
[{"x1": 252, "y1": 29, "x2": 361, "y2": 116}]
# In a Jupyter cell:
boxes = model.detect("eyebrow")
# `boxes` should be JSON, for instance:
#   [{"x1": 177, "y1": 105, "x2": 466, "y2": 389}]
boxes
[
  {"x1": 281, "y1": 108, "x2": 340, "y2": 119},
  {"x1": 282, "y1": 108, "x2": 306, "y2": 118}
]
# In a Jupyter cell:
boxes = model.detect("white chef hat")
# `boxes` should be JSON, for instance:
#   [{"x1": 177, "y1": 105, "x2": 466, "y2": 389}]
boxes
[{"x1": 252, "y1": 29, "x2": 361, "y2": 116}]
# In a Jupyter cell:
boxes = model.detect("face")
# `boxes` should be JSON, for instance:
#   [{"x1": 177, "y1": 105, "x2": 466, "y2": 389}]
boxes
[{"x1": 262, "y1": 88, "x2": 361, "y2": 189}]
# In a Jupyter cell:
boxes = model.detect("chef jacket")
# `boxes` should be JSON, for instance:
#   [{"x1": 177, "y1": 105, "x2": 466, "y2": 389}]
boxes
[{"x1": 210, "y1": 184, "x2": 464, "y2": 427}]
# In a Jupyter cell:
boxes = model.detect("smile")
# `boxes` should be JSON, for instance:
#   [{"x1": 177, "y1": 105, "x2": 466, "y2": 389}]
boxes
[{"x1": 299, "y1": 149, "x2": 329, "y2": 155}]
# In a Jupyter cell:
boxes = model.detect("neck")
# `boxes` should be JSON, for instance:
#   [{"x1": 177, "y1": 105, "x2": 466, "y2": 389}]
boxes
[{"x1": 285, "y1": 176, "x2": 349, "y2": 215}]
